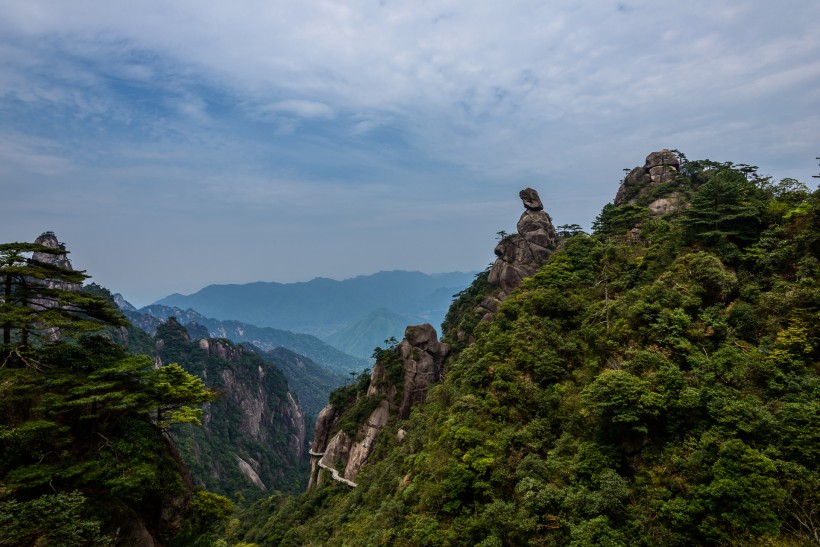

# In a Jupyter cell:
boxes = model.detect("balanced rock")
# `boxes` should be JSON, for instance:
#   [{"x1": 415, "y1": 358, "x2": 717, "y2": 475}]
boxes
[{"x1": 487, "y1": 188, "x2": 556, "y2": 296}]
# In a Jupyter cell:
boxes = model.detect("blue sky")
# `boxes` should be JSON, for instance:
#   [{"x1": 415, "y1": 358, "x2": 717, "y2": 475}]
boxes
[{"x1": 1, "y1": 0, "x2": 819, "y2": 307}]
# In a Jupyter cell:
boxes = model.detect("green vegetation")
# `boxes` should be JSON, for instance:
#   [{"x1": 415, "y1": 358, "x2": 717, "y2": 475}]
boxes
[
  {"x1": 232, "y1": 160, "x2": 820, "y2": 546},
  {"x1": 0, "y1": 240, "x2": 218, "y2": 544},
  {"x1": 153, "y1": 319, "x2": 309, "y2": 501}
]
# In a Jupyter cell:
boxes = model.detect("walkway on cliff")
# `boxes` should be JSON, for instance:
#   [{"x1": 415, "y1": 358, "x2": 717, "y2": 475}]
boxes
[{"x1": 309, "y1": 450, "x2": 357, "y2": 488}]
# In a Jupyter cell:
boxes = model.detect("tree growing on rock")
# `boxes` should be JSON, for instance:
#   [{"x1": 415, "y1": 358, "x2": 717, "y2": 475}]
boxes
[{"x1": 0, "y1": 240, "x2": 126, "y2": 367}]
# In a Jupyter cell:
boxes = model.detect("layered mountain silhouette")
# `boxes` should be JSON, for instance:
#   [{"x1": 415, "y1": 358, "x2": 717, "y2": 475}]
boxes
[{"x1": 153, "y1": 271, "x2": 476, "y2": 346}]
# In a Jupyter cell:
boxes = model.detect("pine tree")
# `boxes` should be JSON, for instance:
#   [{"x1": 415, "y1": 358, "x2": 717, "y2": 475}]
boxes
[
  {"x1": 0, "y1": 241, "x2": 126, "y2": 367},
  {"x1": 682, "y1": 168, "x2": 762, "y2": 250}
]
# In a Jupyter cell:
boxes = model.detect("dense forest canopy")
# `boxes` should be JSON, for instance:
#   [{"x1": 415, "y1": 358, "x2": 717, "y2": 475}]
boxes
[{"x1": 233, "y1": 158, "x2": 820, "y2": 546}]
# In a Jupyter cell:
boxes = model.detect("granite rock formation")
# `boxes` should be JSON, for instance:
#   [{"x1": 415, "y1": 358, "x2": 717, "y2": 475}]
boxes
[
  {"x1": 309, "y1": 324, "x2": 449, "y2": 488},
  {"x1": 614, "y1": 149, "x2": 683, "y2": 215},
  {"x1": 153, "y1": 318, "x2": 307, "y2": 498},
  {"x1": 32, "y1": 231, "x2": 74, "y2": 272},
  {"x1": 396, "y1": 324, "x2": 450, "y2": 419},
  {"x1": 29, "y1": 232, "x2": 82, "y2": 340},
  {"x1": 472, "y1": 188, "x2": 558, "y2": 319},
  {"x1": 487, "y1": 188, "x2": 557, "y2": 297}
]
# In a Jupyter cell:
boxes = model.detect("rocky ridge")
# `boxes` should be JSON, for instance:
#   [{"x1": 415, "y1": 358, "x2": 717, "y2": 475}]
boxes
[{"x1": 306, "y1": 189, "x2": 550, "y2": 489}]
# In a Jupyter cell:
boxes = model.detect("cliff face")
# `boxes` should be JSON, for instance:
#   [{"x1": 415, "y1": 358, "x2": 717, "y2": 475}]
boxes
[
  {"x1": 154, "y1": 319, "x2": 308, "y2": 498},
  {"x1": 308, "y1": 324, "x2": 449, "y2": 488},
  {"x1": 396, "y1": 324, "x2": 450, "y2": 420},
  {"x1": 32, "y1": 231, "x2": 74, "y2": 272}
]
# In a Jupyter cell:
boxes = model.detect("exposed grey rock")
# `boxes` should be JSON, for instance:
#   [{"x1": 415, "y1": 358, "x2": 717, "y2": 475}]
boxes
[
  {"x1": 310, "y1": 404, "x2": 338, "y2": 454},
  {"x1": 237, "y1": 456, "x2": 267, "y2": 490},
  {"x1": 113, "y1": 293, "x2": 137, "y2": 312},
  {"x1": 486, "y1": 188, "x2": 556, "y2": 298},
  {"x1": 318, "y1": 431, "x2": 354, "y2": 484},
  {"x1": 648, "y1": 193, "x2": 684, "y2": 216},
  {"x1": 308, "y1": 324, "x2": 449, "y2": 487},
  {"x1": 614, "y1": 149, "x2": 681, "y2": 206},
  {"x1": 199, "y1": 337, "x2": 241, "y2": 361},
  {"x1": 519, "y1": 187, "x2": 544, "y2": 211},
  {"x1": 32, "y1": 231, "x2": 73, "y2": 272},
  {"x1": 645, "y1": 149, "x2": 679, "y2": 171},
  {"x1": 341, "y1": 399, "x2": 390, "y2": 481},
  {"x1": 398, "y1": 324, "x2": 450, "y2": 420}
]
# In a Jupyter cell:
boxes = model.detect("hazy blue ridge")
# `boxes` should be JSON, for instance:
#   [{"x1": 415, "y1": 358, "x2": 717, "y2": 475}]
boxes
[
  {"x1": 322, "y1": 307, "x2": 413, "y2": 359},
  {"x1": 153, "y1": 270, "x2": 476, "y2": 337}
]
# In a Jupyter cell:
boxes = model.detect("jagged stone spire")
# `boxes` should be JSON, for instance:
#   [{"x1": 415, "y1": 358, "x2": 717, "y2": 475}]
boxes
[{"x1": 487, "y1": 188, "x2": 557, "y2": 297}]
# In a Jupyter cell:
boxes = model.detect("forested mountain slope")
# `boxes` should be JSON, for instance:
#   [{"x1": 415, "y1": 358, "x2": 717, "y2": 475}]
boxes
[
  {"x1": 153, "y1": 319, "x2": 309, "y2": 501},
  {"x1": 234, "y1": 153, "x2": 820, "y2": 546},
  {"x1": 124, "y1": 304, "x2": 368, "y2": 374}
]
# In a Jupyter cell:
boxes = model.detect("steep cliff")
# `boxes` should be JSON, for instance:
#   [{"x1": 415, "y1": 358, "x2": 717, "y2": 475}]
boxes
[
  {"x1": 308, "y1": 324, "x2": 449, "y2": 488},
  {"x1": 154, "y1": 319, "x2": 308, "y2": 499}
]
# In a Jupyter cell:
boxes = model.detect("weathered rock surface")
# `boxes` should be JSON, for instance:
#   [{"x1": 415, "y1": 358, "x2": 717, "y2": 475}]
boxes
[
  {"x1": 29, "y1": 232, "x2": 81, "y2": 340},
  {"x1": 32, "y1": 231, "x2": 74, "y2": 272},
  {"x1": 614, "y1": 149, "x2": 682, "y2": 210},
  {"x1": 487, "y1": 188, "x2": 556, "y2": 297},
  {"x1": 154, "y1": 318, "x2": 307, "y2": 498},
  {"x1": 309, "y1": 324, "x2": 449, "y2": 487},
  {"x1": 470, "y1": 188, "x2": 559, "y2": 321},
  {"x1": 397, "y1": 324, "x2": 450, "y2": 419}
]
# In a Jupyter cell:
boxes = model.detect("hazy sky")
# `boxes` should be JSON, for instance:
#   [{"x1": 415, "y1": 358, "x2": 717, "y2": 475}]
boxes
[{"x1": 2, "y1": 1, "x2": 819, "y2": 307}]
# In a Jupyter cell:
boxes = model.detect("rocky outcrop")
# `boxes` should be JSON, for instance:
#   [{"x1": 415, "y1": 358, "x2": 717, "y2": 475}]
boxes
[
  {"x1": 475, "y1": 188, "x2": 557, "y2": 319},
  {"x1": 488, "y1": 188, "x2": 556, "y2": 296},
  {"x1": 614, "y1": 149, "x2": 682, "y2": 213},
  {"x1": 397, "y1": 324, "x2": 450, "y2": 419},
  {"x1": 199, "y1": 337, "x2": 242, "y2": 361},
  {"x1": 28, "y1": 232, "x2": 81, "y2": 340},
  {"x1": 32, "y1": 231, "x2": 74, "y2": 272},
  {"x1": 308, "y1": 324, "x2": 449, "y2": 488}
]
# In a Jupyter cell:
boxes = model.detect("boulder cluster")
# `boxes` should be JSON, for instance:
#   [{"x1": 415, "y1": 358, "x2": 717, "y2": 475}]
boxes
[{"x1": 614, "y1": 149, "x2": 684, "y2": 215}]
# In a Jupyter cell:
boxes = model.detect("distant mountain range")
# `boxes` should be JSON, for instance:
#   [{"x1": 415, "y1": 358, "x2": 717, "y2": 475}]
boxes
[
  {"x1": 121, "y1": 303, "x2": 368, "y2": 374},
  {"x1": 153, "y1": 270, "x2": 477, "y2": 358}
]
